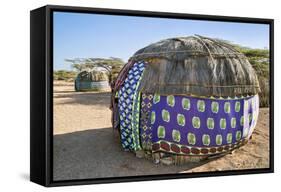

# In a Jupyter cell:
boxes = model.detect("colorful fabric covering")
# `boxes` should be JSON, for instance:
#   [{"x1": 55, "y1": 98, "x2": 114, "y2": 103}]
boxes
[
  {"x1": 140, "y1": 93, "x2": 154, "y2": 151},
  {"x1": 149, "y1": 94, "x2": 259, "y2": 155},
  {"x1": 118, "y1": 61, "x2": 146, "y2": 151},
  {"x1": 110, "y1": 61, "x2": 135, "y2": 129}
]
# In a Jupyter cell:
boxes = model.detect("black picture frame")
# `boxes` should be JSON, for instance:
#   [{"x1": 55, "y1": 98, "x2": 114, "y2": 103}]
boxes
[{"x1": 30, "y1": 4, "x2": 274, "y2": 187}]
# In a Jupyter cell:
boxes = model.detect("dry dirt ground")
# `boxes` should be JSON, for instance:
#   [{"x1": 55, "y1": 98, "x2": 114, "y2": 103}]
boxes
[{"x1": 53, "y1": 80, "x2": 270, "y2": 181}]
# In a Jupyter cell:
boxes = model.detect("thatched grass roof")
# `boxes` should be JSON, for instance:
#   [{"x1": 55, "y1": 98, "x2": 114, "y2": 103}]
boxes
[
  {"x1": 77, "y1": 70, "x2": 108, "y2": 82},
  {"x1": 129, "y1": 35, "x2": 260, "y2": 97}
]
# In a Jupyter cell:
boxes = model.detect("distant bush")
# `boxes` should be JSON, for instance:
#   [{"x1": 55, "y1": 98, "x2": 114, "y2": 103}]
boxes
[
  {"x1": 239, "y1": 48, "x2": 269, "y2": 58},
  {"x1": 53, "y1": 70, "x2": 77, "y2": 81}
]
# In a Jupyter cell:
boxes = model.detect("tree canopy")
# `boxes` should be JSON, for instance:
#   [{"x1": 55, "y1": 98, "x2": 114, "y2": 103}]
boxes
[
  {"x1": 65, "y1": 57, "x2": 125, "y2": 72},
  {"x1": 65, "y1": 57, "x2": 125, "y2": 83}
]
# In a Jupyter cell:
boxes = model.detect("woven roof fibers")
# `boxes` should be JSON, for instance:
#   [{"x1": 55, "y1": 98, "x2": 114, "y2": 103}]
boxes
[{"x1": 129, "y1": 35, "x2": 259, "y2": 97}]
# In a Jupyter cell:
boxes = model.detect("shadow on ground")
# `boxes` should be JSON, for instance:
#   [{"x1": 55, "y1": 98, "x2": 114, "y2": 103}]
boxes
[
  {"x1": 53, "y1": 127, "x2": 214, "y2": 181},
  {"x1": 54, "y1": 92, "x2": 111, "y2": 106}
]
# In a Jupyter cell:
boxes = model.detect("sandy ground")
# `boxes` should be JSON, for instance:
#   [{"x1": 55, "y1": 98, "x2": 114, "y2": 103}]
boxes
[{"x1": 53, "y1": 80, "x2": 270, "y2": 181}]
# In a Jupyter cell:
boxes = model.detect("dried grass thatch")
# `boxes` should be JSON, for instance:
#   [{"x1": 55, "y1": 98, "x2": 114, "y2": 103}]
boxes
[
  {"x1": 111, "y1": 65, "x2": 124, "y2": 83},
  {"x1": 129, "y1": 35, "x2": 260, "y2": 97},
  {"x1": 77, "y1": 70, "x2": 108, "y2": 82}
]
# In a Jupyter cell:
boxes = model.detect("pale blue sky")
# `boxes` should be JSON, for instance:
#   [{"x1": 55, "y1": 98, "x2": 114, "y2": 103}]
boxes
[{"x1": 53, "y1": 11, "x2": 269, "y2": 70}]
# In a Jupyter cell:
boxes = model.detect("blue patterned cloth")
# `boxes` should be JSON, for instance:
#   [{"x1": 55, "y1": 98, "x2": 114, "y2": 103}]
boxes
[
  {"x1": 150, "y1": 94, "x2": 259, "y2": 147},
  {"x1": 118, "y1": 61, "x2": 146, "y2": 150}
]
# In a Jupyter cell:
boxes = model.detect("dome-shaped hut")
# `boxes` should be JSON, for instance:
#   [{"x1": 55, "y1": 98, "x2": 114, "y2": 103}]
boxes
[
  {"x1": 111, "y1": 35, "x2": 260, "y2": 164},
  {"x1": 75, "y1": 70, "x2": 110, "y2": 91}
]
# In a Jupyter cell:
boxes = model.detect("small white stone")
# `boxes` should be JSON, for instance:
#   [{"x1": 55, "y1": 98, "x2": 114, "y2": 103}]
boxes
[
  {"x1": 135, "y1": 150, "x2": 145, "y2": 158},
  {"x1": 160, "y1": 157, "x2": 174, "y2": 165}
]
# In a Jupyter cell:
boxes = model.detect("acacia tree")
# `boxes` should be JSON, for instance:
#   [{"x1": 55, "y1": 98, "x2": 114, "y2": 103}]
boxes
[
  {"x1": 71, "y1": 63, "x2": 84, "y2": 72},
  {"x1": 65, "y1": 57, "x2": 125, "y2": 83}
]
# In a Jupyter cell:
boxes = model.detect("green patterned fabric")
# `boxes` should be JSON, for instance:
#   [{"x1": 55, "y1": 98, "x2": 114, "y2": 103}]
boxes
[{"x1": 131, "y1": 91, "x2": 142, "y2": 150}]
